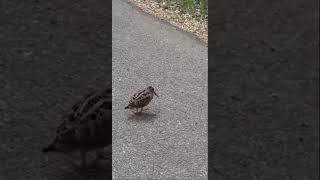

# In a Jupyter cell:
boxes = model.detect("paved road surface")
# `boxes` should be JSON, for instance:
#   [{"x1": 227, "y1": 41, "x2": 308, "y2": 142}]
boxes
[
  {"x1": 208, "y1": 0, "x2": 319, "y2": 179},
  {"x1": 112, "y1": 0, "x2": 208, "y2": 179}
]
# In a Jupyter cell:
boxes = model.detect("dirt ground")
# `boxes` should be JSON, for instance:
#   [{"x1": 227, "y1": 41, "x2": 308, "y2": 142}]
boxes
[
  {"x1": 208, "y1": 0, "x2": 319, "y2": 179},
  {"x1": 0, "y1": 0, "x2": 111, "y2": 179}
]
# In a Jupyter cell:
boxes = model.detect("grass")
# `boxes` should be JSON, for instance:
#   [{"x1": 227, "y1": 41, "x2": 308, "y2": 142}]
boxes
[{"x1": 157, "y1": 0, "x2": 208, "y2": 18}]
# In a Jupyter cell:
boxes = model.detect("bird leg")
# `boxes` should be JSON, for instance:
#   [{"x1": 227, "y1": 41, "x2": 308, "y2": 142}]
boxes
[
  {"x1": 134, "y1": 108, "x2": 141, "y2": 114},
  {"x1": 137, "y1": 108, "x2": 145, "y2": 114},
  {"x1": 141, "y1": 107, "x2": 149, "y2": 111}
]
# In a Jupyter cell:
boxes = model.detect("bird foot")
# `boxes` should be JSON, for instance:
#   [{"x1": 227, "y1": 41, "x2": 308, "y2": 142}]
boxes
[{"x1": 141, "y1": 107, "x2": 149, "y2": 111}]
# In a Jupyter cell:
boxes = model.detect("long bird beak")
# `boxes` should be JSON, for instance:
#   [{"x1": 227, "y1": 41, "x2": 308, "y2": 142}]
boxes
[
  {"x1": 42, "y1": 138, "x2": 57, "y2": 153},
  {"x1": 154, "y1": 91, "x2": 159, "y2": 97}
]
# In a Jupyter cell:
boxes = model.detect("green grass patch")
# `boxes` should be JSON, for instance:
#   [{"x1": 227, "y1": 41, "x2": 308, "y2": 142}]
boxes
[{"x1": 157, "y1": 0, "x2": 207, "y2": 18}]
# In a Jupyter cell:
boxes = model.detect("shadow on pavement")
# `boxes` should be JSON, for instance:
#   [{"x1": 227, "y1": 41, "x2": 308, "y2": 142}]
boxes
[
  {"x1": 127, "y1": 112, "x2": 157, "y2": 122},
  {"x1": 59, "y1": 161, "x2": 112, "y2": 180}
]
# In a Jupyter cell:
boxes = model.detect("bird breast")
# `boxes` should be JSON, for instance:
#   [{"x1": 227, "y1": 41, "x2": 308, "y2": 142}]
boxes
[{"x1": 134, "y1": 93, "x2": 153, "y2": 107}]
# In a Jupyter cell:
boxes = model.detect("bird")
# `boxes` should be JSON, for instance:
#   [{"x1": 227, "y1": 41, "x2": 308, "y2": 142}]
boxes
[
  {"x1": 42, "y1": 87, "x2": 112, "y2": 166},
  {"x1": 125, "y1": 86, "x2": 158, "y2": 113}
]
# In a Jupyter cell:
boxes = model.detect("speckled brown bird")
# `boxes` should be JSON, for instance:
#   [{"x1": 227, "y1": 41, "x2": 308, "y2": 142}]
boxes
[
  {"x1": 42, "y1": 87, "x2": 112, "y2": 166},
  {"x1": 125, "y1": 86, "x2": 158, "y2": 113}
]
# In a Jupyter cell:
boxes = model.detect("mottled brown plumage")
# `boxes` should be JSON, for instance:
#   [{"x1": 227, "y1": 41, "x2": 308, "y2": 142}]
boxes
[
  {"x1": 43, "y1": 87, "x2": 112, "y2": 166},
  {"x1": 125, "y1": 86, "x2": 158, "y2": 113}
]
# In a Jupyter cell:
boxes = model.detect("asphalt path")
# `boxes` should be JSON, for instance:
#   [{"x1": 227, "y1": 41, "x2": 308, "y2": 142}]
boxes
[
  {"x1": 112, "y1": 0, "x2": 208, "y2": 179},
  {"x1": 208, "y1": 0, "x2": 318, "y2": 179}
]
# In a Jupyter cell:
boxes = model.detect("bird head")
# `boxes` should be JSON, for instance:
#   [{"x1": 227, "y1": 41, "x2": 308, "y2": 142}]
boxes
[{"x1": 147, "y1": 86, "x2": 158, "y2": 97}]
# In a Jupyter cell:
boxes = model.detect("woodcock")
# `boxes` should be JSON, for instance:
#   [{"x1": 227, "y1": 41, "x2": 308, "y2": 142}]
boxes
[
  {"x1": 42, "y1": 87, "x2": 112, "y2": 166},
  {"x1": 125, "y1": 86, "x2": 158, "y2": 113}
]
